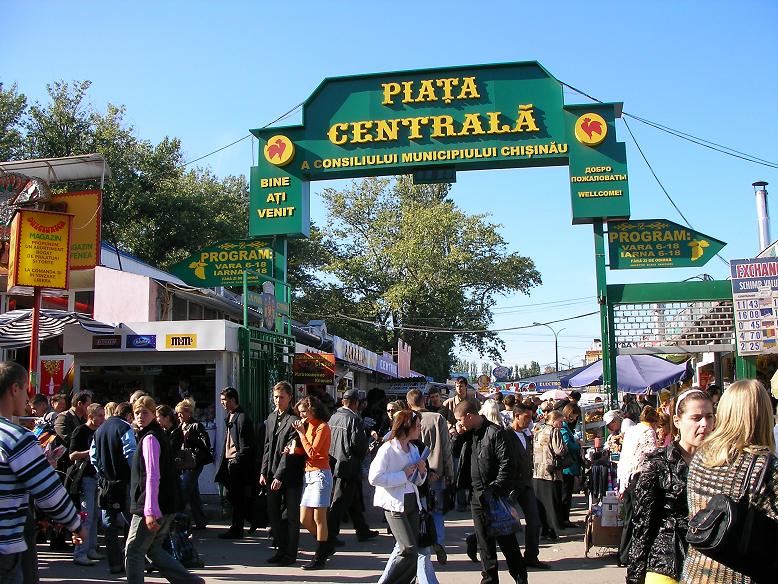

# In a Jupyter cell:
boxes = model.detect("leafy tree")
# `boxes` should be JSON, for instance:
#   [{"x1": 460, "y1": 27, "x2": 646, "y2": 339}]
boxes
[
  {"x1": 293, "y1": 176, "x2": 541, "y2": 380},
  {"x1": 480, "y1": 362, "x2": 492, "y2": 375},
  {"x1": 518, "y1": 360, "x2": 541, "y2": 378},
  {"x1": 3, "y1": 79, "x2": 248, "y2": 268},
  {"x1": 0, "y1": 82, "x2": 26, "y2": 161}
]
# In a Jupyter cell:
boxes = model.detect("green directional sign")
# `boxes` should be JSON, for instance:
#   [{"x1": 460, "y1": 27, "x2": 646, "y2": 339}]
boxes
[
  {"x1": 607, "y1": 219, "x2": 726, "y2": 269},
  {"x1": 169, "y1": 239, "x2": 273, "y2": 287}
]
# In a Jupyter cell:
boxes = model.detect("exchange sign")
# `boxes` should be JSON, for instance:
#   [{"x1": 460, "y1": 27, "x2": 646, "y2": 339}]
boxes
[
  {"x1": 607, "y1": 219, "x2": 726, "y2": 269},
  {"x1": 730, "y1": 258, "x2": 778, "y2": 356}
]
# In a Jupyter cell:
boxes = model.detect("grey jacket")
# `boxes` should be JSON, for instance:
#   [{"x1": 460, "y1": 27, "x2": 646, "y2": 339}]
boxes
[{"x1": 328, "y1": 406, "x2": 368, "y2": 480}]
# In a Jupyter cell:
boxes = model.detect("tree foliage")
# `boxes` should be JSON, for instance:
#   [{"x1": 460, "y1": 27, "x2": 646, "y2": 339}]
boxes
[
  {"x1": 518, "y1": 360, "x2": 541, "y2": 379},
  {"x1": 293, "y1": 176, "x2": 541, "y2": 380},
  {"x1": 1, "y1": 80, "x2": 247, "y2": 268}
]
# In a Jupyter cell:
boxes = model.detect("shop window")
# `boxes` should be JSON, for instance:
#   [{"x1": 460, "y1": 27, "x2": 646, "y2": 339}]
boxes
[
  {"x1": 172, "y1": 296, "x2": 188, "y2": 321},
  {"x1": 189, "y1": 302, "x2": 203, "y2": 320},
  {"x1": 74, "y1": 291, "x2": 94, "y2": 316},
  {"x1": 79, "y1": 363, "x2": 217, "y2": 424}
]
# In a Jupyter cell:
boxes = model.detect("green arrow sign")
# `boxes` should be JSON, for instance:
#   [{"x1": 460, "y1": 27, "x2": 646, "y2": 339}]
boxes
[
  {"x1": 169, "y1": 239, "x2": 273, "y2": 286},
  {"x1": 607, "y1": 219, "x2": 726, "y2": 269}
]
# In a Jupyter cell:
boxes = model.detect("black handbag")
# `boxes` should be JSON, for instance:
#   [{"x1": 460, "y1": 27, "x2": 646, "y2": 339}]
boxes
[
  {"x1": 483, "y1": 489, "x2": 520, "y2": 538},
  {"x1": 687, "y1": 453, "x2": 778, "y2": 583},
  {"x1": 418, "y1": 507, "x2": 437, "y2": 548}
]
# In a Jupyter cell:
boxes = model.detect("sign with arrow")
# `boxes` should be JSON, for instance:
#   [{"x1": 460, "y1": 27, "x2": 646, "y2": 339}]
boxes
[
  {"x1": 607, "y1": 219, "x2": 725, "y2": 269},
  {"x1": 169, "y1": 239, "x2": 273, "y2": 287}
]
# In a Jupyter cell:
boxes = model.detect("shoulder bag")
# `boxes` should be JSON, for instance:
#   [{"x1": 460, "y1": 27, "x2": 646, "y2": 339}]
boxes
[
  {"x1": 687, "y1": 453, "x2": 778, "y2": 583},
  {"x1": 418, "y1": 506, "x2": 437, "y2": 548}
]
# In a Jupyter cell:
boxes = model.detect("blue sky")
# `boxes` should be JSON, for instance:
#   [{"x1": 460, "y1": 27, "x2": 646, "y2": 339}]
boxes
[{"x1": 3, "y1": 0, "x2": 777, "y2": 373}]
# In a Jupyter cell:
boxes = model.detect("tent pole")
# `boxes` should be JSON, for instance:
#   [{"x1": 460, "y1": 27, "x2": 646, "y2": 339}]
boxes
[{"x1": 29, "y1": 288, "x2": 42, "y2": 396}]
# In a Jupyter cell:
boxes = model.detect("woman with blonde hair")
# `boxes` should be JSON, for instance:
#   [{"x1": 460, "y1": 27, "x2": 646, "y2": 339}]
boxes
[
  {"x1": 175, "y1": 398, "x2": 212, "y2": 529},
  {"x1": 681, "y1": 379, "x2": 778, "y2": 583},
  {"x1": 479, "y1": 399, "x2": 505, "y2": 428},
  {"x1": 125, "y1": 396, "x2": 204, "y2": 584}
]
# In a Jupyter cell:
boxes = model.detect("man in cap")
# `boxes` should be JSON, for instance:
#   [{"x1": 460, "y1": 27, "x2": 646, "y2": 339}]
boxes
[{"x1": 328, "y1": 388, "x2": 378, "y2": 547}]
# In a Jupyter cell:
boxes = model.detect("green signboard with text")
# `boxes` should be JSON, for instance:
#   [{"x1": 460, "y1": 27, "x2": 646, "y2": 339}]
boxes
[
  {"x1": 169, "y1": 239, "x2": 273, "y2": 287},
  {"x1": 249, "y1": 61, "x2": 631, "y2": 238},
  {"x1": 608, "y1": 219, "x2": 726, "y2": 269}
]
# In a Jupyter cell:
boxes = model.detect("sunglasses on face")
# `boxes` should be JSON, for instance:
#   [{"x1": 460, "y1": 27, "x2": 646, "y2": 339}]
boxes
[{"x1": 387, "y1": 408, "x2": 396, "y2": 414}]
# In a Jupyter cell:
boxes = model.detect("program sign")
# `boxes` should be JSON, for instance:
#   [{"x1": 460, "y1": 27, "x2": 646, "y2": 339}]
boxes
[
  {"x1": 607, "y1": 219, "x2": 725, "y2": 269},
  {"x1": 170, "y1": 239, "x2": 273, "y2": 287},
  {"x1": 7, "y1": 209, "x2": 72, "y2": 293}
]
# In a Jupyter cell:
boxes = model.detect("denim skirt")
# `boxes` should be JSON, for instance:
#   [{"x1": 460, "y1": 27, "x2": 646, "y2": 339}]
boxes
[{"x1": 300, "y1": 468, "x2": 333, "y2": 508}]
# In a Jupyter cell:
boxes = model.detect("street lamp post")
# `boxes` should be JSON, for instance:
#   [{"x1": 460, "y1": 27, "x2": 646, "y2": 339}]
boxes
[{"x1": 533, "y1": 322, "x2": 566, "y2": 374}]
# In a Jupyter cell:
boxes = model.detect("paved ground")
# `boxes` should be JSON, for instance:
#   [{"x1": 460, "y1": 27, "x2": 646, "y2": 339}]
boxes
[{"x1": 38, "y1": 496, "x2": 625, "y2": 583}]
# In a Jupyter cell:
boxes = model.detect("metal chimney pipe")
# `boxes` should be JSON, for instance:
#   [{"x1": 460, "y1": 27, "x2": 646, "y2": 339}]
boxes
[{"x1": 754, "y1": 181, "x2": 770, "y2": 252}]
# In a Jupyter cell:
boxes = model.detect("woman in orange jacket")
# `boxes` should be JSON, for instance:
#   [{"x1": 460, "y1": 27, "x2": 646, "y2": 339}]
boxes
[{"x1": 292, "y1": 395, "x2": 333, "y2": 570}]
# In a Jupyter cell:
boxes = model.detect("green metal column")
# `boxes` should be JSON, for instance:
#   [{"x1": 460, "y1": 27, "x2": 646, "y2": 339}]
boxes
[
  {"x1": 594, "y1": 222, "x2": 617, "y2": 408},
  {"x1": 736, "y1": 355, "x2": 757, "y2": 379}
]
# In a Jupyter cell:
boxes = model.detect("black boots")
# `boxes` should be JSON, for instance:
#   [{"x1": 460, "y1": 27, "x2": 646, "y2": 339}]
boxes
[{"x1": 302, "y1": 540, "x2": 332, "y2": 570}]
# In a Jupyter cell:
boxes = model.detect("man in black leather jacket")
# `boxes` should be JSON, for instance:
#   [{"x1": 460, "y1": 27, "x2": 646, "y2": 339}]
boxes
[{"x1": 453, "y1": 400, "x2": 527, "y2": 584}]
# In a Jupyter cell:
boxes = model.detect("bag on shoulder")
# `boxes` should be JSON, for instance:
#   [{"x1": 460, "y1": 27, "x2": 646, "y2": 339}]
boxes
[
  {"x1": 553, "y1": 448, "x2": 575, "y2": 471},
  {"x1": 64, "y1": 458, "x2": 87, "y2": 497},
  {"x1": 687, "y1": 454, "x2": 778, "y2": 583},
  {"x1": 483, "y1": 489, "x2": 520, "y2": 538}
]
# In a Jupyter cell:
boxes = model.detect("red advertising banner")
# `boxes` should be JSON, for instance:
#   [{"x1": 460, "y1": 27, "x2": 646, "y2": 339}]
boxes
[
  {"x1": 293, "y1": 353, "x2": 336, "y2": 384},
  {"x1": 40, "y1": 358, "x2": 65, "y2": 396}
]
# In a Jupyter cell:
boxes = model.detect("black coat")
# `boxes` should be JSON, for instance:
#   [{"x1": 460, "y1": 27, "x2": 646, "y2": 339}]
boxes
[
  {"x1": 627, "y1": 442, "x2": 690, "y2": 584},
  {"x1": 260, "y1": 407, "x2": 304, "y2": 485},
  {"x1": 215, "y1": 406, "x2": 256, "y2": 484},
  {"x1": 503, "y1": 428, "x2": 533, "y2": 490},
  {"x1": 453, "y1": 417, "x2": 514, "y2": 496}
]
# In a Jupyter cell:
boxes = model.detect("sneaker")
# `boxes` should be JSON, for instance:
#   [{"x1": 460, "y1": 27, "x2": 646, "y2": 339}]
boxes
[
  {"x1": 526, "y1": 559, "x2": 552, "y2": 570},
  {"x1": 87, "y1": 550, "x2": 105, "y2": 560},
  {"x1": 109, "y1": 566, "x2": 125, "y2": 574},
  {"x1": 217, "y1": 530, "x2": 243, "y2": 540},
  {"x1": 332, "y1": 538, "x2": 346, "y2": 547},
  {"x1": 73, "y1": 556, "x2": 98, "y2": 566}
]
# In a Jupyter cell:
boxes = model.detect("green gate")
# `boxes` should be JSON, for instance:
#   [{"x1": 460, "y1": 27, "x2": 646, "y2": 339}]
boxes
[{"x1": 238, "y1": 326, "x2": 295, "y2": 424}]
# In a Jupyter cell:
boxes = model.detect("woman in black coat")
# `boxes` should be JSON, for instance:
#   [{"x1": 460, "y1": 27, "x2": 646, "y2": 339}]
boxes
[{"x1": 626, "y1": 389, "x2": 715, "y2": 584}]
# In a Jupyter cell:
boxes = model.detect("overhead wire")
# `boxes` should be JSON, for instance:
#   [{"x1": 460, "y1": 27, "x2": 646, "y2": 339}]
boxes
[{"x1": 179, "y1": 101, "x2": 303, "y2": 168}]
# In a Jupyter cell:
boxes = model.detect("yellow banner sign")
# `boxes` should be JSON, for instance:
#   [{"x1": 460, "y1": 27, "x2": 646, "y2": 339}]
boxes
[
  {"x1": 165, "y1": 334, "x2": 197, "y2": 349},
  {"x1": 51, "y1": 190, "x2": 102, "y2": 270},
  {"x1": 7, "y1": 210, "x2": 72, "y2": 292}
]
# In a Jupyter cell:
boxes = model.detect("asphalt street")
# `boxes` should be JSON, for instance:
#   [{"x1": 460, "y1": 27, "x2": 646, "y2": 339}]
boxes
[{"x1": 37, "y1": 496, "x2": 625, "y2": 584}]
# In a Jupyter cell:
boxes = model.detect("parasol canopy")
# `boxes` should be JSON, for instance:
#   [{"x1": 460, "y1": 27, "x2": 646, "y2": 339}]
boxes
[
  {"x1": 0, "y1": 309, "x2": 115, "y2": 348},
  {"x1": 539, "y1": 389, "x2": 569, "y2": 401},
  {"x1": 560, "y1": 354, "x2": 690, "y2": 394}
]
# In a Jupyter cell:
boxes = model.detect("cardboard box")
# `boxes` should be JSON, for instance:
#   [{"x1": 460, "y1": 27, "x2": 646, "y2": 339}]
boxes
[{"x1": 591, "y1": 514, "x2": 622, "y2": 547}]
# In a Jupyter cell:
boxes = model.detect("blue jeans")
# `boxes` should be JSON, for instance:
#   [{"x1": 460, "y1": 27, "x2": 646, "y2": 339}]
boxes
[
  {"x1": 125, "y1": 514, "x2": 201, "y2": 584},
  {"x1": 379, "y1": 544, "x2": 439, "y2": 584},
  {"x1": 428, "y1": 479, "x2": 446, "y2": 546},
  {"x1": 0, "y1": 553, "x2": 22, "y2": 584},
  {"x1": 75, "y1": 476, "x2": 98, "y2": 559},
  {"x1": 180, "y1": 467, "x2": 207, "y2": 527},
  {"x1": 103, "y1": 500, "x2": 130, "y2": 570}
]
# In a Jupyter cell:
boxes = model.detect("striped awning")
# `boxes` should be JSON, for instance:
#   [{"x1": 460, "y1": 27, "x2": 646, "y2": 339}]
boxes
[{"x1": 0, "y1": 309, "x2": 116, "y2": 348}]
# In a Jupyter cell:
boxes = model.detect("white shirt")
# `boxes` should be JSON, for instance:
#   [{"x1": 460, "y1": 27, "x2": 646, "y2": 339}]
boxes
[
  {"x1": 617, "y1": 422, "x2": 657, "y2": 493},
  {"x1": 369, "y1": 439, "x2": 426, "y2": 512}
]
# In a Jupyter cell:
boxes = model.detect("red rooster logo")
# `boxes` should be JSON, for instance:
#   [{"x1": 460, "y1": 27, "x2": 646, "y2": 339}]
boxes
[
  {"x1": 266, "y1": 138, "x2": 286, "y2": 160},
  {"x1": 580, "y1": 117, "x2": 603, "y2": 139},
  {"x1": 581, "y1": 118, "x2": 602, "y2": 140}
]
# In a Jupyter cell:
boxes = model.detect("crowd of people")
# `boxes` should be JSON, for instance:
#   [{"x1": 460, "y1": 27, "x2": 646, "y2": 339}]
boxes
[{"x1": 3, "y1": 360, "x2": 778, "y2": 584}]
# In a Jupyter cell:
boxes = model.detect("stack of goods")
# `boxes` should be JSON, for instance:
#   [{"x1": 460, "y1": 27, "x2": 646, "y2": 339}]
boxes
[{"x1": 584, "y1": 409, "x2": 604, "y2": 442}]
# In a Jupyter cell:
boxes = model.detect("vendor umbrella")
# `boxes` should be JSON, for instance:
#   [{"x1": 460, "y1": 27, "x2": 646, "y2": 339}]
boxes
[
  {"x1": 539, "y1": 389, "x2": 569, "y2": 401},
  {"x1": 560, "y1": 354, "x2": 690, "y2": 394}
]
